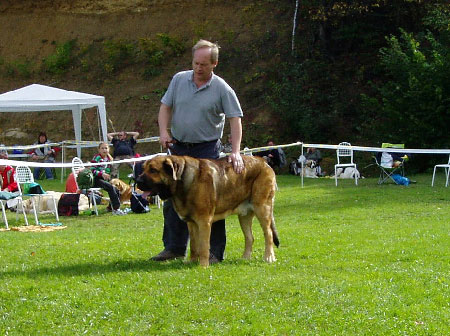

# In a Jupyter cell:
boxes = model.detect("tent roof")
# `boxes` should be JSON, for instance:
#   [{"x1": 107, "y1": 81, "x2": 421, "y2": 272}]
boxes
[{"x1": 0, "y1": 84, "x2": 105, "y2": 112}]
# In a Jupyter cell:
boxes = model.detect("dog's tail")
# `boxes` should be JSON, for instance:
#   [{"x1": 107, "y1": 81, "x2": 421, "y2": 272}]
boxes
[{"x1": 271, "y1": 215, "x2": 280, "y2": 247}]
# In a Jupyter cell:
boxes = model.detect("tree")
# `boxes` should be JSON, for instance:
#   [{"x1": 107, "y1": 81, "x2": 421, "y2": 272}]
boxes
[{"x1": 361, "y1": 5, "x2": 450, "y2": 149}]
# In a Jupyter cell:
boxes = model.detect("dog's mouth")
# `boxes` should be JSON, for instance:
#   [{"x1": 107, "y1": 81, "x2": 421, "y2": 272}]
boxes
[{"x1": 136, "y1": 175, "x2": 172, "y2": 200}]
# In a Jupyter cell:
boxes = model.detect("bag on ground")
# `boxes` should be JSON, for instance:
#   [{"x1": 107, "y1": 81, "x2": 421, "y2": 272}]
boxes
[
  {"x1": 58, "y1": 193, "x2": 80, "y2": 216},
  {"x1": 131, "y1": 192, "x2": 150, "y2": 213},
  {"x1": 392, "y1": 174, "x2": 410, "y2": 186},
  {"x1": 76, "y1": 169, "x2": 94, "y2": 190},
  {"x1": 24, "y1": 182, "x2": 45, "y2": 194}
]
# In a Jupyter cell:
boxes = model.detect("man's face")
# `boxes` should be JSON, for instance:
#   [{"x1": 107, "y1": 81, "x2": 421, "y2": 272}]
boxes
[
  {"x1": 119, "y1": 132, "x2": 127, "y2": 139},
  {"x1": 192, "y1": 47, "x2": 217, "y2": 82}
]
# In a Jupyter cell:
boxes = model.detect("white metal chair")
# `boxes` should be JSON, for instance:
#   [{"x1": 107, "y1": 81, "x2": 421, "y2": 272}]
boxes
[
  {"x1": 71, "y1": 157, "x2": 101, "y2": 215},
  {"x1": 15, "y1": 166, "x2": 59, "y2": 225},
  {"x1": 1, "y1": 186, "x2": 29, "y2": 229},
  {"x1": 334, "y1": 142, "x2": 358, "y2": 186},
  {"x1": 431, "y1": 155, "x2": 450, "y2": 187},
  {"x1": 0, "y1": 199, "x2": 9, "y2": 229}
]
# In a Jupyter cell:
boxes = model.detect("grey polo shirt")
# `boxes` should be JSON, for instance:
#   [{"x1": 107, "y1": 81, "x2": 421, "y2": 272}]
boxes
[{"x1": 161, "y1": 70, "x2": 243, "y2": 143}]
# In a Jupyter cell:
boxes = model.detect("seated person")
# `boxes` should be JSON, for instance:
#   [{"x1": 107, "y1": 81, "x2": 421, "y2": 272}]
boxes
[
  {"x1": 30, "y1": 132, "x2": 57, "y2": 180},
  {"x1": 0, "y1": 150, "x2": 19, "y2": 203},
  {"x1": 305, "y1": 147, "x2": 322, "y2": 165},
  {"x1": 255, "y1": 141, "x2": 281, "y2": 169},
  {"x1": 107, "y1": 130, "x2": 139, "y2": 178},
  {"x1": 378, "y1": 151, "x2": 409, "y2": 168},
  {"x1": 91, "y1": 142, "x2": 126, "y2": 216},
  {"x1": 296, "y1": 147, "x2": 323, "y2": 176}
]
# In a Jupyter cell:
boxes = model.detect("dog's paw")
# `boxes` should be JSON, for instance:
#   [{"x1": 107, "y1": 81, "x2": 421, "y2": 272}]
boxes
[{"x1": 264, "y1": 254, "x2": 277, "y2": 263}]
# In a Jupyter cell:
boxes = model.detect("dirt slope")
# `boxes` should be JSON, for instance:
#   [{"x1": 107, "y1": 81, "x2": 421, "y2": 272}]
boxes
[{"x1": 0, "y1": 0, "x2": 289, "y2": 150}]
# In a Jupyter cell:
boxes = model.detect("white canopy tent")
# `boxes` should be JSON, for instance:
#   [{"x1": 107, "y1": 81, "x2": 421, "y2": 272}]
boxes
[{"x1": 0, "y1": 84, "x2": 108, "y2": 157}]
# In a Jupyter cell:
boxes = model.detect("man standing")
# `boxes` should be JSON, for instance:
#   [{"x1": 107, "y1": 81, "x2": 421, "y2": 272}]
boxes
[
  {"x1": 151, "y1": 39, "x2": 244, "y2": 263},
  {"x1": 107, "y1": 130, "x2": 140, "y2": 178}
]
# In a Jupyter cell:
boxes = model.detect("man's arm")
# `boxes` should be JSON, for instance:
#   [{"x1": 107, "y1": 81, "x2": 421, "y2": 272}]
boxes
[
  {"x1": 228, "y1": 117, "x2": 244, "y2": 173},
  {"x1": 128, "y1": 131, "x2": 139, "y2": 140},
  {"x1": 158, "y1": 103, "x2": 173, "y2": 149},
  {"x1": 107, "y1": 132, "x2": 116, "y2": 141}
]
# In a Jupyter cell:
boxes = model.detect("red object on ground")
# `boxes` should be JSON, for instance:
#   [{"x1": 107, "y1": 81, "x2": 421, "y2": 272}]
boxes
[{"x1": 65, "y1": 172, "x2": 78, "y2": 193}]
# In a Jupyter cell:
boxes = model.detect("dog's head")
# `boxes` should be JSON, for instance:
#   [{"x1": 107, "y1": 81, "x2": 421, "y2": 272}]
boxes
[
  {"x1": 136, "y1": 155, "x2": 185, "y2": 200},
  {"x1": 110, "y1": 178, "x2": 128, "y2": 193},
  {"x1": 305, "y1": 160, "x2": 316, "y2": 169}
]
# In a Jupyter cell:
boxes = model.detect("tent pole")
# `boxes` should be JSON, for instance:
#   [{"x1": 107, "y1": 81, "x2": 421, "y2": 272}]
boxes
[{"x1": 61, "y1": 143, "x2": 65, "y2": 183}]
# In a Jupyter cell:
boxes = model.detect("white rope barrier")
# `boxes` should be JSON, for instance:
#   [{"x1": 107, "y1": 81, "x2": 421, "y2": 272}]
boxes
[
  {"x1": 0, "y1": 153, "x2": 163, "y2": 168},
  {"x1": 303, "y1": 143, "x2": 450, "y2": 154},
  {"x1": 1, "y1": 140, "x2": 448, "y2": 189}
]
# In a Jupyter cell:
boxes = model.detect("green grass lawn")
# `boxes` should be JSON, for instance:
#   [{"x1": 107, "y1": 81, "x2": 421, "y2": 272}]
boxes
[{"x1": 1, "y1": 173, "x2": 449, "y2": 335}]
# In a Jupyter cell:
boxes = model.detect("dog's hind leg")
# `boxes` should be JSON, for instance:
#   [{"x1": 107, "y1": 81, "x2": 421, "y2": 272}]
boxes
[
  {"x1": 253, "y1": 203, "x2": 276, "y2": 263},
  {"x1": 255, "y1": 209, "x2": 277, "y2": 263},
  {"x1": 238, "y1": 211, "x2": 255, "y2": 259}
]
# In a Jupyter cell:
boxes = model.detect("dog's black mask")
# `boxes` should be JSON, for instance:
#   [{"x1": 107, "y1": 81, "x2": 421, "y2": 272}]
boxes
[{"x1": 136, "y1": 174, "x2": 172, "y2": 200}]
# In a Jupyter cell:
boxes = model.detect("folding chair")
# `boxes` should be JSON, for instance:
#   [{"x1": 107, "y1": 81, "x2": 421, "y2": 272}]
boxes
[
  {"x1": 431, "y1": 155, "x2": 450, "y2": 187},
  {"x1": 334, "y1": 142, "x2": 358, "y2": 186},
  {"x1": 15, "y1": 166, "x2": 59, "y2": 224},
  {"x1": 374, "y1": 143, "x2": 406, "y2": 185},
  {"x1": 71, "y1": 157, "x2": 101, "y2": 216}
]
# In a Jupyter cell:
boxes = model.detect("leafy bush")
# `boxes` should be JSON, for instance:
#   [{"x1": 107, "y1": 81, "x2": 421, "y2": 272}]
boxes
[
  {"x1": 266, "y1": 60, "x2": 345, "y2": 143},
  {"x1": 3, "y1": 59, "x2": 34, "y2": 78},
  {"x1": 361, "y1": 7, "x2": 450, "y2": 149},
  {"x1": 102, "y1": 40, "x2": 137, "y2": 74},
  {"x1": 139, "y1": 34, "x2": 185, "y2": 79},
  {"x1": 43, "y1": 40, "x2": 76, "y2": 74}
]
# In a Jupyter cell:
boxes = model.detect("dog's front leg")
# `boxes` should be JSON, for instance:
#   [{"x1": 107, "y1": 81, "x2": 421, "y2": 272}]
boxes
[
  {"x1": 186, "y1": 221, "x2": 199, "y2": 263},
  {"x1": 196, "y1": 219, "x2": 212, "y2": 267}
]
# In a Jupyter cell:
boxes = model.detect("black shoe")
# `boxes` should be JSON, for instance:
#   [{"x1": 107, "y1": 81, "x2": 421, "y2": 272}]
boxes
[
  {"x1": 209, "y1": 253, "x2": 220, "y2": 265},
  {"x1": 150, "y1": 249, "x2": 185, "y2": 261}
]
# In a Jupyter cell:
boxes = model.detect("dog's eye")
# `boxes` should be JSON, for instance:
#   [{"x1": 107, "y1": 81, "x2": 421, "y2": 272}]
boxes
[{"x1": 149, "y1": 168, "x2": 158, "y2": 174}]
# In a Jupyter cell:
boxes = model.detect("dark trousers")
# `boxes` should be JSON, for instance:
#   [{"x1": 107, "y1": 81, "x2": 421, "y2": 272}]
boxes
[
  {"x1": 94, "y1": 178, "x2": 120, "y2": 210},
  {"x1": 162, "y1": 140, "x2": 226, "y2": 261}
]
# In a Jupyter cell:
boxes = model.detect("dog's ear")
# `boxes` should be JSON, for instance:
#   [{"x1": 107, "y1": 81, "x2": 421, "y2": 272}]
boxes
[
  {"x1": 171, "y1": 156, "x2": 185, "y2": 180},
  {"x1": 163, "y1": 156, "x2": 185, "y2": 180}
]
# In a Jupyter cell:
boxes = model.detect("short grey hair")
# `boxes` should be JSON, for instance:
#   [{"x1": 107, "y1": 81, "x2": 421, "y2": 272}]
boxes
[{"x1": 192, "y1": 39, "x2": 220, "y2": 63}]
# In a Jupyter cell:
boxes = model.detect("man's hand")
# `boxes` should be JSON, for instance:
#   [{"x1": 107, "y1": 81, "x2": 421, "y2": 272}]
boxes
[
  {"x1": 159, "y1": 132, "x2": 172, "y2": 149},
  {"x1": 228, "y1": 152, "x2": 244, "y2": 174}
]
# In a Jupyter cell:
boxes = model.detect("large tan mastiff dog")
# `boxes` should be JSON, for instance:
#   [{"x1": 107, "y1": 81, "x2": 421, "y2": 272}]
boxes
[{"x1": 137, "y1": 155, "x2": 279, "y2": 267}]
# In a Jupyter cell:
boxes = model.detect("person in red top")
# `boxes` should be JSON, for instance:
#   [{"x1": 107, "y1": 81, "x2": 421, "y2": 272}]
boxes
[{"x1": 0, "y1": 151, "x2": 18, "y2": 192}]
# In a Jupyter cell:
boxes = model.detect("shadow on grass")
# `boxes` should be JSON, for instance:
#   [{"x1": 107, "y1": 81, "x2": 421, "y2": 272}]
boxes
[{"x1": 1, "y1": 257, "x2": 201, "y2": 279}]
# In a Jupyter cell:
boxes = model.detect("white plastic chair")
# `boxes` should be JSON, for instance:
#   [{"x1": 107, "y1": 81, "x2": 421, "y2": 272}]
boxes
[
  {"x1": 431, "y1": 155, "x2": 450, "y2": 187},
  {"x1": 1, "y1": 180, "x2": 29, "y2": 229},
  {"x1": 71, "y1": 157, "x2": 101, "y2": 216},
  {"x1": 334, "y1": 142, "x2": 358, "y2": 186},
  {"x1": 15, "y1": 166, "x2": 59, "y2": 225}
]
